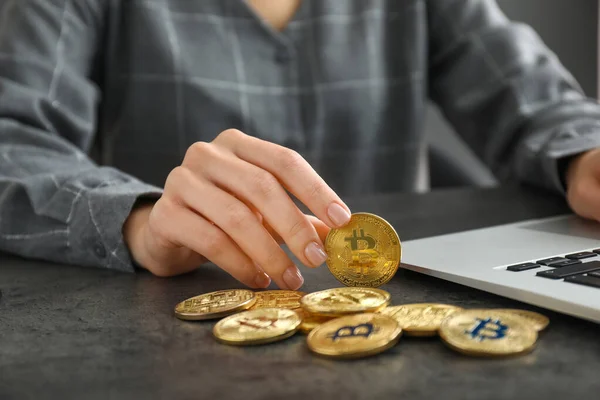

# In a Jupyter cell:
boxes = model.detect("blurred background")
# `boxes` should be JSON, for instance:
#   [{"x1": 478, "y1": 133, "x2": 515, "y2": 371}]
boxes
[{"x1": 426, "y1": 0, "x2": 598, "y2": 189}]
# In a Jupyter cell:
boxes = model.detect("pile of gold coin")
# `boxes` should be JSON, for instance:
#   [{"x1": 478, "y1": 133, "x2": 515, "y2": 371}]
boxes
[
  {"x1": 174, "y1": 287, "x2": 549, "y2": 359},
  {"x1": 325, "y1": 212, "x2": 401, "y2": 288}
]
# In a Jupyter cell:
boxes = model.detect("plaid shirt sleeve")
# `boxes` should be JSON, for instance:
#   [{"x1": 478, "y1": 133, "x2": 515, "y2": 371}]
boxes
[
  {"x1": 428, "y1": 0, "x2": 600, "y2": 192},
  {"x1": 0, "y1": 0, "x2": 162, "y2": 271}
]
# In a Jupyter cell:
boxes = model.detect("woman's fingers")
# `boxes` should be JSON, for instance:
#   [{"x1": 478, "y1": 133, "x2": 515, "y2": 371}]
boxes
[
  {"x1": 214, "y1": 130, "x2": 351, "y2": 229},
  {"x1": 156, "y1": 131, "x2": 347, "y2": 287},
  {"x1": 169, "y1": 167, "x2": 304, "y2": 290},
  {"x1": 148, "y1": 196, "x2": 271, "y2": 288},
  {"x1": 199, "y1": 155, "x2": 327, "y2": 268}
]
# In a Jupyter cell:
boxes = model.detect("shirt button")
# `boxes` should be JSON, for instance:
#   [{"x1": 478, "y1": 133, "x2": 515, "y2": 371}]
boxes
[
  {"x1": 94, "y1": 243, "x2": 107, "y2": 259},
  {"x1": 275, "y1": 48, "x2": 292, "y2": 64}
]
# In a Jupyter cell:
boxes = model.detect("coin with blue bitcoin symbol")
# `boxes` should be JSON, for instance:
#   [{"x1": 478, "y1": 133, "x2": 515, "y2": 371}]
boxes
[
  {"x1": 307, "y1": 313, "x2": 402, "y2": 359},
  {"x1": 439, "y1": 309, "x2": 538, "y2": 357}
]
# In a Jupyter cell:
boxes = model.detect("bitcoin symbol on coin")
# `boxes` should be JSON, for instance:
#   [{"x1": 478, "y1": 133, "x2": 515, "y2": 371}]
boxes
[
  {"x1": 328, "y1": 323, "x2": 378, "y2": 341},
  {"x1": 465, "y1": 318, "x2": 508, "y2": 341},
  {"x1": 345, "y1": 229, "x2": 379, "y2": 276}
]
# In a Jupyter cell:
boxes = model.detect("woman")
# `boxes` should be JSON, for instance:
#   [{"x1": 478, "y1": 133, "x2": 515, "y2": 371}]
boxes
[{"x1": 1, "y1": 0, "x2": 600, "y2": 291}]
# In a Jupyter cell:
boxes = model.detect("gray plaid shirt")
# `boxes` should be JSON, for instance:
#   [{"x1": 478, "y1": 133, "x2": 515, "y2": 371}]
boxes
[{"x1": 2, "y1": 0, "x2": 600, "y2": 272}]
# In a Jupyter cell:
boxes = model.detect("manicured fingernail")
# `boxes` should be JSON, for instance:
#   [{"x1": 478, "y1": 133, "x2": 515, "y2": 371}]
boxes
[
  {"x1": 305, "y1": 241, "x2": 327, "y2": 267},
  {"x1": 283, "y1": 266, "x2": 304, "y2": 290},
  {"x1": 255, "y1": 272, "x2": 271, "y2": 288},
  {"x1": 327, "y1": 203, "x2": 351, "y2": 227}
]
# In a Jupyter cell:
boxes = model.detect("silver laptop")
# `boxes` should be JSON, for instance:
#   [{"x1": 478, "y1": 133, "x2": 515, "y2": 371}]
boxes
[{"x1": 401, "y1": 214, "x2": 600, "y2": 324}]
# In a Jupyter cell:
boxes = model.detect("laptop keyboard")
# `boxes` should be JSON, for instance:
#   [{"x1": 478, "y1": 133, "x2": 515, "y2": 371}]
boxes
[{"x1": 506, "y1": 249, "x2": 600, "y2": 289}]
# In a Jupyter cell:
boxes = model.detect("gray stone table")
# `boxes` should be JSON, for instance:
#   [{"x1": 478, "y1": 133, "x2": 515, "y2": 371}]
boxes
[{"x1": 1, "y1": 185, "x2": 599, "y2": 400}]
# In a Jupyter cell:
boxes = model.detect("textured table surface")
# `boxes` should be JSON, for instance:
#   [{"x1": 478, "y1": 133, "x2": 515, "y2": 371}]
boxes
[{"x1": 1, "y1": 185, "x2": 599, "y2": 400}]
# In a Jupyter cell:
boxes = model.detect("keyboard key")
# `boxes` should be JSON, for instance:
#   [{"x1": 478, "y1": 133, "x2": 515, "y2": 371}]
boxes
[
  {"x1": 506, "y1": 262, "x2": 540, "y2": 272},
  {"x1": 588, "y1": 271, "x2": 600, "y2": 278},
  {"x1": 565, "y1": 274, "x2": 600, "y2": 289},
  {"x1": 536, "y1": 257, "x2": 567, "y2": 266},
  {"x1": 536, "y1": 261, "x2": 600, "y2": 280},
  {"x1": 565, "y1": 251, "x2": 597, "y2": 260},
  {"x1": 547, "y1": 259, "x2": 581, "y2": 268}
]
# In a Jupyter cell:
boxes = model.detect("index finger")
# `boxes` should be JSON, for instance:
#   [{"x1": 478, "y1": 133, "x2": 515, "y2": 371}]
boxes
[{"x1": 220, "y1": 132, "x2": 351, "y2": 228}]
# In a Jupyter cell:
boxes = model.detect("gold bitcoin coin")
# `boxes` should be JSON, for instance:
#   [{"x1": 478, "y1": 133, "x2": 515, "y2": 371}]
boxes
[
  {"x1": 439, "y1": 309, "x2": 538, "y2": 357},
  {"x1": 249, "y1": 290, "x2": 306, "y2": 311},
  {"x1": 325, "y1": 213, "x2": 401, "y2": 287},
  {"x1": 300, "y1": 287, "x2": 390, "y2": 317},
  {"x1": 307, "y1": 313, "x2": 402, "y2": 359},
  {"x1": 213, "y1": 308, "x2": 301, "y2": 345},
  {"x1": 295, "y1": 309, "x2": 334, "y2": 334},
  {"x1": 174, "y1": 289, "x2": 256, "y2": 321},
  {"x1": 491, "y1": 309, "x2": 549, "y2": 332},
  {"x1": 379, "y1": 303, "x2": 463, "y2": 336}
]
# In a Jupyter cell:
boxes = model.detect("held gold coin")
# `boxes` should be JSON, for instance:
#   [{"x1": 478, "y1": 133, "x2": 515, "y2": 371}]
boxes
[
  {"x1": 174, "y1": 289, "x2": 256, "y2": 321},
  {"x1": 295, "y1": 309, "x2": 334, "y2": 334},
  {"x1": 307, "y1": 313, "x2": 402, "y2": 359},
  {"x1": 249, "y1": 290, "x2": 306, "y2": 311},
  {"x1": 439, "y1": 309, "x2": 538, "y2": 357},
  {"x1": 325, "y1": 213, "x2": 401, "y2": 287},
  {"x1": 300, "y1": 287, "x2": 391, "y2": 317},
  {"x1": 213, "y1": 308, "x2": 301, "y2": 346},
  {"x1": 379, "y1": 303, "x2": 463, "y2": 336},
  {"x1": 491, "y1": 309, "x2": 550, "y2": 332}
]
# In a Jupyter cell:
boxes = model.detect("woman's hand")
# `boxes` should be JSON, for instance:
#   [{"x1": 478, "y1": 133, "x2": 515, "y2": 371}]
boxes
[
  {"x1": 566, "y1": 148, "x2": 600, "y2": 222},
  {"x1": 123, "y1": 129, "x2": 351, "y2": 290}
]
